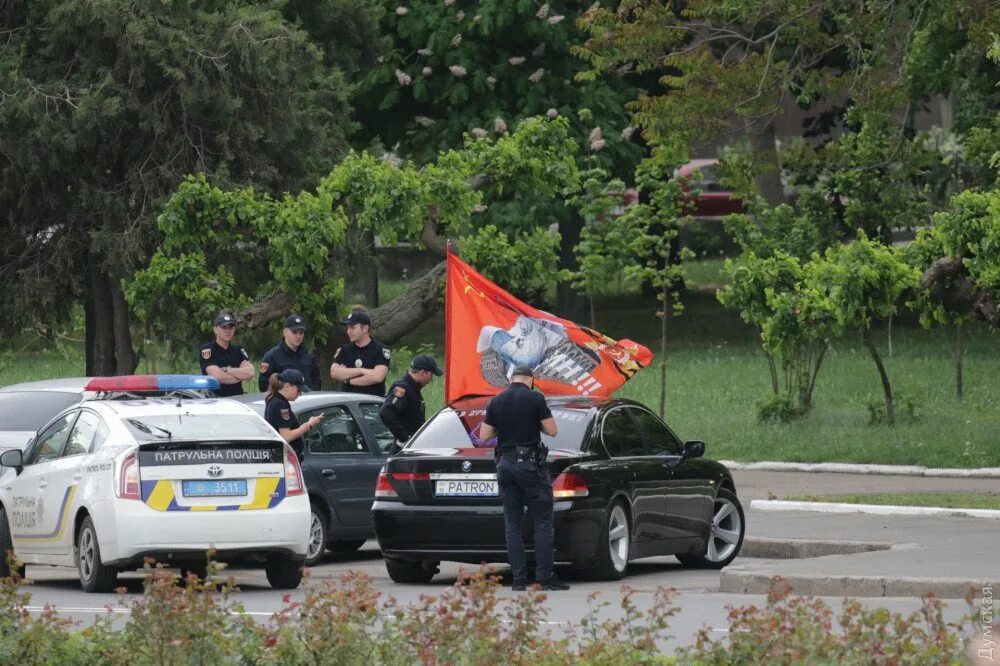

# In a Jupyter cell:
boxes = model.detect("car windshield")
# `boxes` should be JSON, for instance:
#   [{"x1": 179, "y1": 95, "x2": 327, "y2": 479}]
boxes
[
  {"x1": 123, "y1": 415, "x2": 275, "y2": 442},
  {"x1": 408, "y1": 406, "x2": 593, "y2": 451},
  {"x1": 0, "y1": 392, "x2": 82, "y2": 431}
]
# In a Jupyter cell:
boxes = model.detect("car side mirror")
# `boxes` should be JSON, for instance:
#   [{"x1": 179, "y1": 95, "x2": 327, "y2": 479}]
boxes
[
  {"x1": 0, "y1": 449, "x2": 24, "y2": 474},
  {"x1": 683, "y1": 440, "x2": 705, "y2": 458}
]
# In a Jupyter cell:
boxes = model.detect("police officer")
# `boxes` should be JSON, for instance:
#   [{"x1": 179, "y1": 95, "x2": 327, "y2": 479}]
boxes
[
  {"x1": 329, "y1": 309, "x2": 391, "y2": 397},
  {"x1": 199, "y1": 312, "x2": 255, "y2": 397},
  {"x1": 258, "y1": 314, "x2": 322, "y2": 392},
  {"x1": 479, "y1": 366, "x2": 569, "y2": 592},
  {"x1": 264, "y1": 369, "x2": 323, "y2": 461},
  {"x1": 379, "y1": 354, "x2": 442, "y2": 445}
]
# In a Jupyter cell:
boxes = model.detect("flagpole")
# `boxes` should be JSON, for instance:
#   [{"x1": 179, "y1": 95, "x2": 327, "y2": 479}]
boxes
[{"x1": 444, "y1": 241, "x2": 452, "y2": 405}]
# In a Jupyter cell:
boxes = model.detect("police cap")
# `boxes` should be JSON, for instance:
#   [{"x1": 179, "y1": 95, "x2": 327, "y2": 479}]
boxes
[
  {"x1": 341, "y1": 311, "x2": 371, "y2": 327},
  {"x1": 284, "y1": 314, "x2": 306, "y2": 331},
  {"x1": 410, "y1": 353, "x2": 443, "y2": 376}
]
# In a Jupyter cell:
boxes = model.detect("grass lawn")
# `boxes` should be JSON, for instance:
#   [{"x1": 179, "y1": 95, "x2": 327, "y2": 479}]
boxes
[
  {"x1": 785, "y1": 493, "x2": 1000, "y2": 510},
  {"x1": 5, "y1": 260, "x2": 1000, "y2": 468}
]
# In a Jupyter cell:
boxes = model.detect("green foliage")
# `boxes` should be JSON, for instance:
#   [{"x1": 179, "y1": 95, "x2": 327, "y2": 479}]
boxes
[
  {"x1": 567, "y1": 168, "x2": 633, "y2": 302},
  {"x1": 756, "y1": 395, "x2": 801, "y2": 424},
  {"x1": 867, "y1": 390, "x2": 921, "y2": 426},
  {"x1": 460, "y1": 224, "x2": 563, "y2": 304}
]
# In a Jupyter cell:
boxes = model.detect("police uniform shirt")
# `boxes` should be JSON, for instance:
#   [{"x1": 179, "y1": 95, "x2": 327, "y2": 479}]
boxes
[
  {"x1": 333, "y1": 339, "x2": 391, "y2": 397},
  {"x1": 484, "y1": 383, "x2": 553, "y2": 455},
  {"x1": 264, "y1": 394, "x2": 305, "y2": 459},
  {"x1": 378, "y1": 373, "x2": 426, "y2": 442},
  {"x1": 199, "y1": 341, "x2": 249, "y2": 397},
  {"x1": 258, "y1": 340, "x2": 322, "y2": 392}
]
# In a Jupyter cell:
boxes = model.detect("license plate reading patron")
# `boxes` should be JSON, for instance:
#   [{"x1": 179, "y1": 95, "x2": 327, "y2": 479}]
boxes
[
  {"x1": 435, "y1": 480, "x2": 499, "y2": 497},
  {"x1": 181, "y1": 479, "x2": 248, "y2": 497}
]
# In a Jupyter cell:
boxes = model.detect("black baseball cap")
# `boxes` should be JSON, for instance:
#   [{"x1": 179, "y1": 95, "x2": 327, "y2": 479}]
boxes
[
  {"x1": 215, "y1": 313, "x2": 236, "y2": 327},
  {"x1": 511, "y1": 365, "x2": 535, "y2": 378},
  {"x1": 284, "y1": 314, "x2": 306, "y2": 331},
  {"x1": 410, "y1": 354, "x2": 443, "y2": 376},
  {"x1": 341, "y1": 311, "x2": 371, "y2": 326},
  {"x1": 279, "y1": 368, "x2": 310, "y2": 391}
]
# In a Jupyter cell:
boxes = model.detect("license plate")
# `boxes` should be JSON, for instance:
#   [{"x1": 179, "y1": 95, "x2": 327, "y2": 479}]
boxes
[
  {"x1": 435, "y1": 480, "x2": 498, "y2": 497},
  {"x1": 181, "y1": 479, "x2": 248, "y2": 497}
]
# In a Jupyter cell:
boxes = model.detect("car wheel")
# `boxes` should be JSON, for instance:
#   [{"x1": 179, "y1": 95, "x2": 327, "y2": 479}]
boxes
[
  {"x1": 582, "y1": 500, "x2": 630, "y2": 581},
  {"x1": 676, "y1": 488, "x2": 745, "y2": 569},
  {"x1": 304, "y1": 503, "x2": 328, "y2": 567},
  {"x1": 265, "y1": 557, "x2": 303, "y2": 589},
  {"x1": 76, "y1": 516, "x2": 118, "y2": 593},
  {"x1": 0, "y1": 508, "x2": 24, "y2": 578},
  {"x1": 328, "y1": 539, "x2": 365, "y2": 554},
  {"x1": 385, "y1": 557, "x2": 438, "y2": 584}
]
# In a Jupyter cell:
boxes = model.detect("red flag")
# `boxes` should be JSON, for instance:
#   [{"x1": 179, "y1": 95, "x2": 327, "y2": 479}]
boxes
[{"x1": 445, "y1": 250, "x2": 653, "y2": 404}]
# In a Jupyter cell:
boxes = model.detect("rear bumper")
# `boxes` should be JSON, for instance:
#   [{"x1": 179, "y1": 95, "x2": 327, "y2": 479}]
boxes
[
  {"x1": 92, "y1": 495, "x2": 311, "y2": 566},
  {"x1": 372, "y1": 500, "x2": 604, "y2": 567}
]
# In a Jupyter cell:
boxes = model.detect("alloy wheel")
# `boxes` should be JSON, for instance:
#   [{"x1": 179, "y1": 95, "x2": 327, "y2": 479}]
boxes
[
  {"x1": 706, "y1": 497, "x2": 742, "y2": 563},
  {"x1": 607, "y1": 504, "x2": 629, "y2": 572},
  {"x1": 306, "y1": 512, "x2": 325, "y2": 562},
  {"x1": 79, "y1": 526, "x2": 96, "y2": 581}
]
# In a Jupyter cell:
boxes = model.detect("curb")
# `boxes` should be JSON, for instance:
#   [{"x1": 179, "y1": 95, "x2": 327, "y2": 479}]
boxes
[
  {"x1": 740, "y1": 537, "x2": 892, "y2": 559},
  {"x1": 720, "y1": 460, "x2": 1000, "y2": 478},
  {"x1": 750, "y1": 499, "x2": 1000, "y2": 520},
  {"x1": 720, "y1": 571, "x2": 997, "y2": 599}
]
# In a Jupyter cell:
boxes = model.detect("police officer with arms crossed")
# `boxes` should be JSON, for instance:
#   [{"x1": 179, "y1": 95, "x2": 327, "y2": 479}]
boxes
[
  {"x1": 258, "y1": 314, "x2": 322, "y2": 392},
  {"x1": 264, "y1": 369, "x2": 323, "y2": 461},
  {"x1": 200, "y1": 312, "x2": 255, "y2": 397},
  {"x1": 379, "y1": 354, "x2": 442, "y2": 446},
  {"x1": 479, "y1": 366, "x2": 569, "y2": 592},
  {"x1": 329, "y1": 309, "x2": 391, "y2": 397}
]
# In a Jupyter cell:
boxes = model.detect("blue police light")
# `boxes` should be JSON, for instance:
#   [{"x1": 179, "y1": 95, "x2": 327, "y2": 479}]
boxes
[
  {"x1": 155, "y1": 375, "x2": 221, "y2": 391},
  {"x1": 85, "y1": 375, "x2": 220, "y2": 392}
]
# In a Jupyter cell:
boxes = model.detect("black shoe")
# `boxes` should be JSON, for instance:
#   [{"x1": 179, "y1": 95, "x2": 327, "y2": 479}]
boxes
[
  {"x1": 512, "y1": 580, "x2": 527, "y2": 591},
  {"x1": 539, "y1": 577, "x2": 570, "y2": 591}
]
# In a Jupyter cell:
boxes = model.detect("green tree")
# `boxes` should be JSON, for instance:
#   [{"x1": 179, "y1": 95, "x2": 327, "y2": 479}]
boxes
[
  {"x1": 125, "y1": 117, "x2": 581, "y2": 382},
  {"x1": 0, "y1": 0, "x2": 381, "y2": 374}
]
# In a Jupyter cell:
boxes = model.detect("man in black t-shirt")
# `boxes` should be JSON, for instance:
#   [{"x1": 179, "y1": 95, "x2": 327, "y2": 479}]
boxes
[
  {"x1": 329, "y1": 310, "x2": 391, "y2": 397},
  {"x1": 199, "y1": 312, "x2": 255, "y2": 397},
  {"x1": 480, "y1": 365, "x2": 568, "y2": 592}
]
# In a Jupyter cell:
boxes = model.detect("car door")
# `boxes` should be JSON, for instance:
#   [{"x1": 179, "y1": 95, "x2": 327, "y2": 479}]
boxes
[
  {"x1": 631, "y1": 407, "x2": 711, "y2": 540},
  {"x1": 300, "y1": 403, "x2": 381, "y2": 527},
  {"x1": 6, "y1": 411, "x2": 78, "y2": 555},
  {"x1": 598, "y1": 407, "x2": 670, "y2": 542}
]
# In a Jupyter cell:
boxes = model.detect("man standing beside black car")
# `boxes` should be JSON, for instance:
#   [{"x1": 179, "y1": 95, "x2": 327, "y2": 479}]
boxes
[
  {"x1": 479, "y1": 366, "x2": 569, "y2": 592},
  {"x1": 379, "y1": 354, "x2": 442, "y2": 445}
]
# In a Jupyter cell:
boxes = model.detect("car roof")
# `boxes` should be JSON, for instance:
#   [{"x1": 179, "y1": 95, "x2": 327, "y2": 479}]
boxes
[
  {"x1": 232, "y1": 391, "x2": 383, "y2": 408},
  {"x1": 86, "y1": 398, "x2": 260, "y2": 418},
  {"x1": 0, "y1": 377, "x2": 92, "y2": 393}
]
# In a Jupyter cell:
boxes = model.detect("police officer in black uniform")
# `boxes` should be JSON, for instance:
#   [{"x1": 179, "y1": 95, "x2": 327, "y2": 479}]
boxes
[
  {"x1": 258, "y1": 314, "x2": 322, "y2": 392},
  {"x1": 329, "y1": 310, "x2": 391, "y2": 397},
  {"x1": 379, "y1": 354, "x2": 442, "y2": 445},
  {"x1": 480, "y1": 366, "x2": 569, "y2": 592},
  {"x1": 264, "y1": 369, "x2": 323, "y2": 461},
  {"x1": 199, "y1": 312, "x2": 255, "y2": 397}
]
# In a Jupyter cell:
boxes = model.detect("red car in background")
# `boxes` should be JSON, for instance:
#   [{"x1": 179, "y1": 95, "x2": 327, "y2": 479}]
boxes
[{"x1": 675, "y1": 159, "x2": 747, "y2": 218}]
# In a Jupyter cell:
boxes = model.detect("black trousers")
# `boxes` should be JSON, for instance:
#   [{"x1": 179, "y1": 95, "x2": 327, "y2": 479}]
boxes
[{"x1": 496, "y1": 456, "x2": 554, "y2": 584}]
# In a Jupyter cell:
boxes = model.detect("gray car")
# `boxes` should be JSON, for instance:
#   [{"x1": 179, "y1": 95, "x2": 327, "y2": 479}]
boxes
[
  {"x1": 0, "y1": 378, "x2": 92, "y2": 452},
  {"x1": 232, "y1": 392, "x2": 395, "y2": 567}
]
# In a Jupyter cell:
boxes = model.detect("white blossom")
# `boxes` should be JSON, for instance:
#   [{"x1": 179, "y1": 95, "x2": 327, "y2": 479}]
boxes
[
  {"x1": 528, "y1": 67, "x2": 545, "y2": 82},
  {"x1": 589, "y1": 127, "x2": 605, "y2": 151},
  {"x1": 417, "y1": 48, "x2": 433, "y2": 56},
  {"x1": 536, "y1": 3, "x2": 550, "y2": 19},
  {"x1": 395, "y1": 69, "x2": 411, "y2": 86},
  {"x1": 382, "y1": 152, "x2": 403, "y2": 167},
  {"x1": 473, "y1": 14, "x2": 481, "y2": 23},
  {"x1": 621, "y1": 126, "x2": 636, "y2": 140},
  {"x1": 508, "y1": 56, "x2": 526, "y2": 65},
  {"x1": 546, "y1": 108, "x2": 559, "y2": 119},
  {"x1": 471, "y1": 127, "x2": 488, "y2": 138},
  {"x1": 474, "y1": 204, "x2": 488, "y2": 213},
  {"x1": 395, "y1": 6, "x2": 408, "y2": 16},
  {"x1": 451, "y1": 33, "x2": 463, "y2": 47},
  {"x1": 590, "y1": 139, "x2": 606, "y2": 151},
  {"x1": 494, "y1": 117, "x2": 507, "y2": 134},
  {"x1": 548, "y1": 15, "x2": 565, "y2": 25},
  {"x1": 449, "y1": 65, "x2": 467, "y2": 77},
  {"x1": 444, "y1": 0, "x2": 454, "y2": 5},
  {"x1": 588, "y1": 2, "x2": 601, "y2": 13},
  {"x1": 422, "y1": 66, "x2": 433, "y2": 76},
  {"x1": 414, "y1": 116, "x2": 435, "y2": 126},
  {"x1": 486, "y1": 76, "x2": 497, "y2": 85},
  {"x1": 454, "y1": 11, "x2": 465, "y2": 21}
]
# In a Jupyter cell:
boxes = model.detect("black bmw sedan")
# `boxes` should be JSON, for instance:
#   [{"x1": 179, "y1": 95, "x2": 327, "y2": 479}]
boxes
[{"x1": 372, "y1": 396, "x2": 745, "y2": 583}]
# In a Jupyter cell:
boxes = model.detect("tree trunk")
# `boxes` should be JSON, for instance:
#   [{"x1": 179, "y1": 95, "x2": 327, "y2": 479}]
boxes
[
  {"x1": 87, "y1": 254, "x2": 116, "y2": 376},
  {"x1": 862, "y1": 325, "x2": 894, "y2": 425},
  {"x1": 556, "y1": 210, "x2": 586, "y2": 321},
  {"x1": 588, "y1": 292, "x2": 596, "y2": 330},
  {"x1": 369, "y1": 260, "x2": 447, "y2": 346},
  {"x1": 659, "y1": 285, "x2": 668, "y2": 418},
  {"x1": 344, "y1": 227, "x2": 380, "y2": 308},
  {"x1": 751, "y1": 122, "x2": 785, "y2": 206},
  {"x1": 955, "y1": 321, "x2": 964, "y2": 401},
  {"x1": 111, "y1": 271, "x2": 138, "y2": 374},
  {"x1": 805, "y1": 342, "x2": 827, "y2": 410}
]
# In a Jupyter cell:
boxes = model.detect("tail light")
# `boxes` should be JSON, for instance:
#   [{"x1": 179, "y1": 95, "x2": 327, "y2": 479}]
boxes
[
  {"x1": 391, "y1": 472, "x2": 429, "y2": 481},
  {"x1": 552, "y1": 471, "x2": 589, "y2": 499},
  {"x1": 116, "y1": 451, "x2": 140, "y2": 500},
  {"x1": 284, "y1": 444, "x2": 305, "y2": 496},
  {"x1": 375, "y1": 472, "x2": 399, "y2": 499}
]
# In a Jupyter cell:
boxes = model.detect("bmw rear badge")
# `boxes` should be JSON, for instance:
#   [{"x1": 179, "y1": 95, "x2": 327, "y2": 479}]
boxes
[
  {"x1": 208, "y1": 465, "x2": 224, "y2": 478},
  {"x1": 462, "y1": 461, "x2": 472, "y2": 472}
]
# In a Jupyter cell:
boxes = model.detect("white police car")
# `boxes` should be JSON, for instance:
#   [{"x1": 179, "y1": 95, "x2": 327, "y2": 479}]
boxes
[{"x1": 0, "y1": 375, "x2": 310, "y2": 592}]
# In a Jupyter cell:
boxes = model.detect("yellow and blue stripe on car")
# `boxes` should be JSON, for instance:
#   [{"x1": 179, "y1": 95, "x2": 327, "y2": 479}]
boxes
[{"x1": 140, "y1": 479, "x2": 285, "y2": 511}]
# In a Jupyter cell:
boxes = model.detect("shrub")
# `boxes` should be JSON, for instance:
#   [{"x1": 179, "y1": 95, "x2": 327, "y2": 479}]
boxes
[{"x1": 757, "y1": 395, "x2": 803, "y2": 424}]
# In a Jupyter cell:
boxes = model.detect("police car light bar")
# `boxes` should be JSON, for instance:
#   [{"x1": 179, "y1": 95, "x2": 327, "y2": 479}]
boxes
[{"x1": 84, "y1": 375, "x2": 220, "y2": 392}]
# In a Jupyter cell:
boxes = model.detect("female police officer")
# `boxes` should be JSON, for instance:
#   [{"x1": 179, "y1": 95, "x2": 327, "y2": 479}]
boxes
[{"x1": 264, "y1": 369, "x2": 322, "y2": 461}]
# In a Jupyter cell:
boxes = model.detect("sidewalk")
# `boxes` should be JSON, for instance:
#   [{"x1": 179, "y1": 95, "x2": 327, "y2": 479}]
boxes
[{"x1": 732, "y1": 469, "x2": 1000, "y2": 502}]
